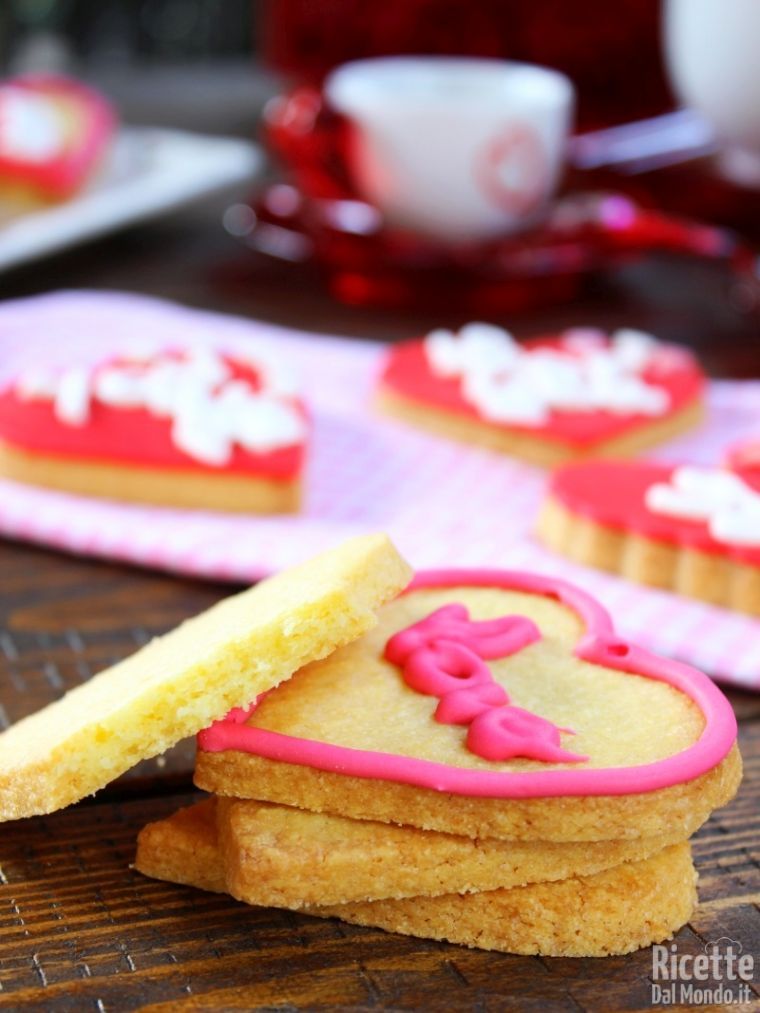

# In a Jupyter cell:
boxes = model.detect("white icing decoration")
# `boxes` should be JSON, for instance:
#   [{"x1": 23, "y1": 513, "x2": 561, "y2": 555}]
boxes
[
  {"x1": 229, "y1": 345, "x2": 299, "y2": 397},
  {"x1": 0, "y1": 87, "x2": 66, "y2": 163},
  {"x1": 142, "y1": 362, "x2": 182, "y2": 416},
  {"x1": 423, "y1": 324, "x2": 675, "y2": 425},
  {"x1": 184, "y1": 346, "x2": 231, "y2": 387},
  {"x1": 54, "y1": 368, "x2": 90, "y2": 427},
  {"x1": 645, "y1": 466, "x2": 760, "y2": 548},
  {"x1": 426, "y1": 323, "x2": 519, "y2": 379},
  {"x1": 13, "y1": 347, "x2": 305, "y2": 466},
  {"x1": 462, "y1": 372, "x2": 546, "y2": 424},
  {"x1": 171, "y1": 391, "x2": 232, "y2": 467},
  {"x1": 561, "y1": 327, "x2": 607, "y2": 352},
  {"x1": 94, "y1": 367, "x2": 147, "y2": 408},
  {"x1": 609, "y1": 328, "x2": 658, "y2": 371}
]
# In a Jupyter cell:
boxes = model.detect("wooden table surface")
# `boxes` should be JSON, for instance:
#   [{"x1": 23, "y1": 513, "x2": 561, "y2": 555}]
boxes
[{"x1": 1, "y1": 192, "x2": 759, "y2": 1011}]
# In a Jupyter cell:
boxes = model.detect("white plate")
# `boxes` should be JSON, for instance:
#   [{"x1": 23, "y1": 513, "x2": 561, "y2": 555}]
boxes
[{"x1": 0, "y1": 127, "x2": 262, "y2": 271}]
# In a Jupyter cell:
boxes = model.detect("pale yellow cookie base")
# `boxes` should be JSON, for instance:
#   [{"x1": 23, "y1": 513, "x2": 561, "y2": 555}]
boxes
[
  {"x1": 377, "y1": 388, "x2": 705, "y2": 467},
  {"x1": 0, "y1": 533, "x2": 412, "y2": 821},
  {"x1": 196, "y1": 743, "x2": 741, "y2": 844},
  {"x1": 136, "y1": 799, "x2": 226, "y2": 894},
  {"x1": 0, "y1": 440, "x2": 301, "y2": 514},
  {"x1": 217, "y1": 796, "x2": 679, "y2": 907},
  {"x1": 135, "y1": 801, "x2": 697, "y2": 957},
  {"x1": 537, "y1": 496, "x2": 760, "y2": 617},
  {"x1": 321, "y1": 843, "x2": 697, "y2": 957}
]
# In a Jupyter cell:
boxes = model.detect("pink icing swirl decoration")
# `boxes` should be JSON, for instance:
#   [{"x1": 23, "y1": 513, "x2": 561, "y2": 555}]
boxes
[
  {"x1": 198, "y1": 569, "x2": 737, "y2": 798},
  {"x1": 384, "y1": 604, "x2": 586, "y2": 764}
]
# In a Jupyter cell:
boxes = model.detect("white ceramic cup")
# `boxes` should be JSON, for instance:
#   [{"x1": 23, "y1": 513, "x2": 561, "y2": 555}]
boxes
[
  {"x1": 324, "y1": 56, "x2": 574, "y2": 243},
  {"x1": 665, "y1": 0, "x2": 760, "y2": 186}
]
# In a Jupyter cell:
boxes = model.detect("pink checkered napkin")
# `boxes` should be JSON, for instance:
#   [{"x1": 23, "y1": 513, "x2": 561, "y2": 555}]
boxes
[{"x1": 0, "y1": 290, "x2": 758, "y2": 689}]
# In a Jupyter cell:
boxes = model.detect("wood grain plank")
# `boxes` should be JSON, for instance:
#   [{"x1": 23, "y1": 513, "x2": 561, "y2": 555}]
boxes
[{"x1": 0, "y1": 724, "x2": 757, "y2": 1012}]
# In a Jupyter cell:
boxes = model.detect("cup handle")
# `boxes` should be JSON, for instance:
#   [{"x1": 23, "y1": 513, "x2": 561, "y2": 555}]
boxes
[{"x1": 263, "y1": 86, "x2": 358, "y2": 200}]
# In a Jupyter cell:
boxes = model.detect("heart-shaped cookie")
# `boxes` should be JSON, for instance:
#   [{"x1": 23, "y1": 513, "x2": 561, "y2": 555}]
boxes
[
  {"x1": 378, "y1": 323, "x2": 705, "y2": 466},
  {"x1": 0, "y1": 75, "x2": 115, "y2": 205},
  {"x1": 0, "y1": 344, "x2": 309, "y2": 512},
  {"x1": 539, "y1": 458, "x2": 760, "y2": 615},
  {"x1": 195, "y1": 568, "x2": 740, "y2": 842}
]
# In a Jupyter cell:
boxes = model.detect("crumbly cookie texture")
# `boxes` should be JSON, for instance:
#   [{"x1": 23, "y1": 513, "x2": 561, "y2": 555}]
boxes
[
  {"x1": 537, "y1": 494, "x2": 760, "y2": 617},
  {"x1": 197, "y1": 744, "x2": 740, "y2": 844},
  {"x1": 216, "y1": 796, "x2": 679, "y2": 907},
  {"x1": 135, "y1": 801, "x2": 697, "y2": 958},
  {"x1": 136, "y1": 799, "x2": 226, "y2": 894},
  {"x1": 195, "y1": 585, "x2": 741, "y2": 842},
  {"x1": 0, "y1": 441, "x2": 301, "y2": 513},
  {"x1": 376, "y1": 386, "x2": 704, "y2": 468},
  {"x1": 0, "y1": 533, "x2": 412, "y2": 821},
  {"x1": 321, "y1": 843, "x2": 697, "y2": 957}
]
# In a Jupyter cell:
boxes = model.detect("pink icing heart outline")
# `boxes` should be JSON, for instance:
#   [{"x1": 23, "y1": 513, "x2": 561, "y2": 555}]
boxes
[{"x1": 198, "y1": 569, "x2": 737, "y2": 798}]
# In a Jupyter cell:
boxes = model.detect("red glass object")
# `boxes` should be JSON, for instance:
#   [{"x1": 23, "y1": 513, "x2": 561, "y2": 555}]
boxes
[{"x1": 239, "y1": 86, "x2": 759, "y2": 311}]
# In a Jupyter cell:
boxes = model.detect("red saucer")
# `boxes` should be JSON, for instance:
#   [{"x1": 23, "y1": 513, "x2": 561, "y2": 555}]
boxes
[{"x1": 233, "y1": 183, "x2": 757, "y2": 311}]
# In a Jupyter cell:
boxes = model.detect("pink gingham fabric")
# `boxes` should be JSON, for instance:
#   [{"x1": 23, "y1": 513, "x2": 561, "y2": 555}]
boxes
[{"x1": 0, "y1": 290, "x2": 758, "y2": 689}]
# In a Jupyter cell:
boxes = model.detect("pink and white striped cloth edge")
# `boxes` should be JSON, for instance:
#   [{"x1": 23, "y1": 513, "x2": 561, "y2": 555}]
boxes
[{"x1": 0, "y1": 290, "x2": 758, "y2": 689}]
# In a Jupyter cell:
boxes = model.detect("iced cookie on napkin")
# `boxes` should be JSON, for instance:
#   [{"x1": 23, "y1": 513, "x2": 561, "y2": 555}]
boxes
[
  {"x1": 377, "y1": 323, "x2": 705, "y2": 466},
  {"x1": 0, "y1": 344, "x2": 309, "y2": 513},
  {"x1": 538, "y1": 458, "x2": 760, "y2": 616}
]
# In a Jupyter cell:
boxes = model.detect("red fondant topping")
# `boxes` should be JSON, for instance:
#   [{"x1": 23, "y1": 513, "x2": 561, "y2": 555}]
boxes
[
  {"x1": 726, "y1": 439, "x2": 760, "y2": 492},
  {"x1": 0, "y1": 355, "x2": 307, "y2": 480},
  {"x1": 381, "y1": 337, "x2": 703, "y2": 448},
  {"x1": 550, "y1": 459, "x2": 760, "y2": 567}
]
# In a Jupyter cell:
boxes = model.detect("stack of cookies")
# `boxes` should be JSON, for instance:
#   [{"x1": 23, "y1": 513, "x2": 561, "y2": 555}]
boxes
[
  {"x1": 143, "y1": 545, "x2": 741, "y2": 958},
  {"x1": 0, "y1": 535, "x2": 742, "y2": 958}
]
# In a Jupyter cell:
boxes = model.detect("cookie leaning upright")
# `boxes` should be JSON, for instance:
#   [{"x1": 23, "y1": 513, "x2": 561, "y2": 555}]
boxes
[{"x1": 0, "y1": 533, "x2": 412, "y2": 821}]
